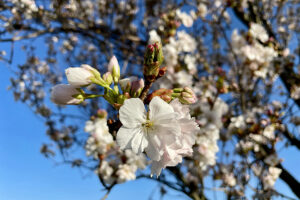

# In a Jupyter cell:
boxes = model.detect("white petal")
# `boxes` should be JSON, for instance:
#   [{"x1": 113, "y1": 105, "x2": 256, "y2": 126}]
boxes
[
  {"x1": 139, "y1": 136, "x2": 149, "y2": 154},
  {"x1": 153, "y1": 112, "x2": 178, "y2": 125},
  {"x1": 131, "y1": 130, "x2": 145, "y2": 154},
  {"x1": 84, "y1": 120, "x2": 94, "y2": 132},
  {"x1": 145, "y1": 134, "x2": 162, "y2": 161},
  {"x1": 116, "y1": 126, "x2": 140, "y2": 150},
  {"x1": 151, "y1": 161, "x2": 163, "y2": 177},
  {"x1": 149, "y1": 97, "x2": 174, "y2": 120},
  {"x1": 155, "y1": 123, "x2": 182, "y2": 143},
  {"x1": 119, "y1": 98, "x2": 146, "y2": 128}
]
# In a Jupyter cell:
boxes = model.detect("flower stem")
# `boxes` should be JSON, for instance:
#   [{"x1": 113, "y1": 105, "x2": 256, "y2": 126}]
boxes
[{"x1": 139, "y1": 79, "x2": 153, "y2": 101}]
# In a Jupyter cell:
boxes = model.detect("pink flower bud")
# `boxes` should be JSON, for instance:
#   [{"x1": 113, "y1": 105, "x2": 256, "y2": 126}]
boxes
[
  {"x1": 119, "y1": 76, "x2": 138, "y2": 93},
  {"x1": 51, "y1": 84, "x2": 83, "y2": 105},
  {"x1": 179, "y1": 87, "x2": 197, "y2": 104},
  {"x1": 131, "y1": 79, "x2": 144, "y2": 94},
  {"x1": 119, "y1": 76, "x2": 144, "y2": 97},
  {"x1": 108, "y1": 55, "x2": 120, "y2": 82},
  {"x1": 65, "y1": 64, "x2": 100, "y2": 87},
  {"x1": 97, "y1": 109, "x2": 108, "y2": 119}
]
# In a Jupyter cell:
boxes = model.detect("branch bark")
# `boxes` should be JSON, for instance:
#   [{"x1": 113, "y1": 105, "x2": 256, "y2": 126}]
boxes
[{"x1": 276, "y1": 163, "x2": 300, "y2": 199}]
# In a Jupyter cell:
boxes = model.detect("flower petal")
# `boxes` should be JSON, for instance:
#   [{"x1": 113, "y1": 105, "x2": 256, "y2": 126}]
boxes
[
  {"x1": 145, "y1": 134, "x2": 162, "y2": 161},
  {"x1": 131, "y1": 130, "x2": 148, "y2": 154},
  {"x1": 149, "y1": 97, "x2": 174, "y2": 120},
  {"x1": 117, "y1": 126, "x2": 140, "y2": 150},
  {"x1": 119, "y1": 98, "x2": 146, "y2": 128}
]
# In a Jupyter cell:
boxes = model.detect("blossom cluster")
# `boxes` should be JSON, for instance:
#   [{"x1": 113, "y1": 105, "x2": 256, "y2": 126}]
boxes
[
  {"x1": 117, "y1": 97, "x2": 199, "y2": 176},
  {"x1": 50, "y1": 43, "x2": 200, "y2": 180},
  {"x1": 231, "y1": 23, "x2": 278, "y2": 79},
  {"x1": 194, "y1": 97, "x2": 228, "y2": 170}
]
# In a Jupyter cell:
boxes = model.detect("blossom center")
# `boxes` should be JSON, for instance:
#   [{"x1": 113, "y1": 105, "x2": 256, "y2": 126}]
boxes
[
  {"x1": 142, "y1": 119, "x2": 154, "y2": 133},
  {"x1": 142, "y1": 120, "x2": 153, "y2": 128}
]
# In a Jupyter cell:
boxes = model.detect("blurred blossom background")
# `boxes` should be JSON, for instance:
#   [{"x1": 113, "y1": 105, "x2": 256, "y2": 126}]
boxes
[{"x1": 1, "y1": 0, "x2": 300, "y2": 200}]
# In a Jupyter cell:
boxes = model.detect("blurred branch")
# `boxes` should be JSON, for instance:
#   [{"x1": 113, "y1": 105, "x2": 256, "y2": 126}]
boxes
[
  {"x1": 276, "y1": 163, "x2": 300, "y2": 199},
  {"x1": 281, "y1": 128, "x2": 300, "y2": 150}
]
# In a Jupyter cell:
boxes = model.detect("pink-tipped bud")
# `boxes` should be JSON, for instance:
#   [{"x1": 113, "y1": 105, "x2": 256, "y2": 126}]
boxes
[
  {"x1": 51, "y1": 84, "x2": 84, "y2": 105},
  {"x1": 143, "y1": 42, "x2": 164, "y2": 80},
  {"x1": 119, "y1": 76, "x2": 144, "y2": 98},
  {"x1": 131, "y1": 79, "x2": 144, "y2": 97},
  {"x1": 108, "y1": 55, "x2": 120, "y2": 83},
  {"x1": 65, "y1": 64, "x2": 100, "y2": 87},
  {"x1": 178, "y1": 87, "x2": 197, "y2": 104},
  {"x1": 119, "y1": 76, "x2": 137, "y2": 93},
  {"x1": 97, "y1": 109, "x2": 108, "y2": 119}
]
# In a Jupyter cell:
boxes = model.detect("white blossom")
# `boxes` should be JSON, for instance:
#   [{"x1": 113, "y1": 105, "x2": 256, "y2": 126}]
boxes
[
  {"x1": 223, "y1": 173, "x2": 237, "y2": 187},
  {"x1": 85, "y1": 118, "x2": 114, "y2": 157},
  {"x1": 151, "y1": 99, "x2": 199, "y2": 176},
  {"x1": 116, "y1": 164, "x2": 137, "y2": 183},
  {"x1": 124, "y1": 149, "x2": 147, "y2": 170},
  {"x1": 96, "y1": 161, "x2": 115, "y2": 185},
  {"x1": 249, "y1": 23, "x2": 269, "y2": 43},
  {"x1": 117, "y1": 97, "x2": 198, "y2": 176},
  {"x1": 177, "y1": 31, "x2": 197, "y2": 52},
  {"x1": 148, "y1": 30, "x2": 161, "y2": 44},
  {"x1": 194, "y1": 97, "x2": 228, "y2": 169},
  {"x1": 117, "y1": 97, "x2": 180, "y2": 160},
  {"x1": 174, "y1": 71, "x2": 193, "y2": 87},
  {"x1": 228, "y1": 115, "x2": 246, "y2": 135},
  {"x1": 198, "y1": 3, "x2": 207, "y2": 18},
  {"x1": 108, "y1": 55, "x2": 120, "y2": 80},
  {"x1": 176, "y1": 9, "x2": 194, "y2": 27},
  {"x1": 263, "y1": 167, "x2": 282, "y2": 189}
]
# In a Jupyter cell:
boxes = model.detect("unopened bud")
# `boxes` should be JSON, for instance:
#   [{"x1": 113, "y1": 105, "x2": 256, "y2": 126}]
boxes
[
  {"x1": 143, "y1": 42, "x2": 164, "y2": 80},
  {"x1": 51, "y1": 84, "x2": 84, "y2": 105},
  {"x1": 97, "y1": 109, "x2": 107, "y2": 119},
  {"x1": 65, "y1": 64, "x2": 100, "y2": 87},
  {"x1": 131, "y1": 78, "x2": 144, "y2": 97},
  {"x1": 119, "y1": 76, "x2": 137, "y2": 93},
  {"x1": 119, "y1": 76, "x2": 144, "y2": 97},
  {"x1": 108, "y1": 55, "x2": 120, "y2": 83},
  {"x1": 103, "y1": 72, "x2": 113, "y2": 85},
  {"x1": 174, "y1": 87, "x2": 197, "y2": 104}
]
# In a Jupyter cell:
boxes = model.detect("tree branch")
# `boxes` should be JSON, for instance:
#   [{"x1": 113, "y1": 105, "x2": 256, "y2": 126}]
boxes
[
  {"x1": 276, "y1": 163, "x2": 300, "y2": 199},
  {"x1": 281, "y1": 128, "x2": 300, "y2": 150}
]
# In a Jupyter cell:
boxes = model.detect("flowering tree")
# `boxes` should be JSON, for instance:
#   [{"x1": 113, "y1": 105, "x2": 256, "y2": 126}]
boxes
[{"x1": 1, "y1": 0, "x2": 300, "y2": 199}]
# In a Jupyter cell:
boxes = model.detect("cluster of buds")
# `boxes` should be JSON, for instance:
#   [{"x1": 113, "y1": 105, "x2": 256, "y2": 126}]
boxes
[
  {"x1": 159, "y1": 11, "x2": 180, "y2": 43},
  {"x1": 51, "y1": 57, "x2": 121, "y2": 107},
  {"x1": 51, "y1": 64, "x2": 111, "y2": 105},
  {"x1": 119, "y1": 77, "x2": 144, "y2": 98},
  {"x1": 51, "y1": 41, "x2": 197, "y2": 110},
  {"x1": 143, "y1": 42, "x2": 164, "y2": 81},
  {"x1": 173, "y1": 87, "x2": 198, "y2": 104}
]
